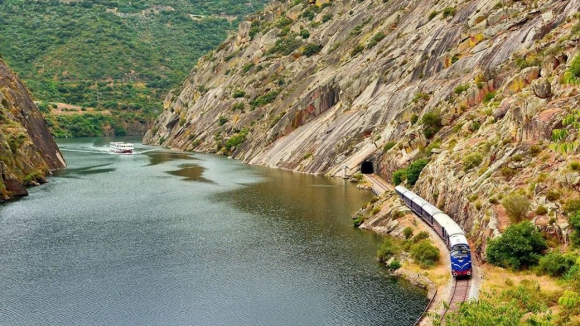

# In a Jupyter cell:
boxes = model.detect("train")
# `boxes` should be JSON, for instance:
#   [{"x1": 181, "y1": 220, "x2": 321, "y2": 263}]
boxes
[{"x1": 394, "y1": 185, "x2": 472, "y2": 278}]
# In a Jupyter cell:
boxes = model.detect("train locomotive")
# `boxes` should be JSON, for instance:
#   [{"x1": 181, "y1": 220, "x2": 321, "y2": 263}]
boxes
[{"x1": 395, "y1": 185, "x2": 472, "y2": 278}]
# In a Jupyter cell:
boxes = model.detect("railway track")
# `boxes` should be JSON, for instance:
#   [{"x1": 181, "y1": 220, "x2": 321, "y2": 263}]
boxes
[
  {"x1": 364, "y1": 174, "x2": 392, "y2": 195},
  {"x1": 444, "y1": 278, "x2": 471, "y2": 315}
]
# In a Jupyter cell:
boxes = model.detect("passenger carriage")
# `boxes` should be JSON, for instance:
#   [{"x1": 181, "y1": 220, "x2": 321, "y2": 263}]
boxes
[{"x1": 395, "y1": 185, "x2": 472, "y2": 278}]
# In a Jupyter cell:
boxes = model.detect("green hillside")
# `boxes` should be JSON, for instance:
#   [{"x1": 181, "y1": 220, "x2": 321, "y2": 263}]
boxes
[{"x1": 0, "y1": 0, "x2": 268, "y2": 137}]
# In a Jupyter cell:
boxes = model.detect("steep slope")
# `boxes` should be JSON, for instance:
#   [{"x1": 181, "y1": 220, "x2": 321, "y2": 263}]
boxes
[
  {"x1": 145, "y1": 0, "x2": 580, "y2": 252},
  {"x1": 0, "y1": 59, "x2": 66, "y2": 201}
]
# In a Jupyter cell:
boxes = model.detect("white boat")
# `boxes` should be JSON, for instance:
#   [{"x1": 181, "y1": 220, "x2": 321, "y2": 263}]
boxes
[{"x1": 110, "y1": 142, "x2": 134, "y2": 154}]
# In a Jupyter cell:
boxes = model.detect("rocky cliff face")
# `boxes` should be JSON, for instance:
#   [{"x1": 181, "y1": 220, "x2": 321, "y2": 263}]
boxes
[
  {"x1": 0, "y1": 59, "x2": 66, "y2": 201},
  {"x1": 145, "y1": 0, "x2": 580, "y2": 254}
]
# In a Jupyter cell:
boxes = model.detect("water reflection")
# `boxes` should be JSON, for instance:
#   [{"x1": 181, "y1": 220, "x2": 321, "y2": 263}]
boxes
[
  {"x1": 166, "y1": 164, "x2": 214, "y2": 183},
  {"x1": 145, "y1": 151, "x2": 197, "y2": 166}
]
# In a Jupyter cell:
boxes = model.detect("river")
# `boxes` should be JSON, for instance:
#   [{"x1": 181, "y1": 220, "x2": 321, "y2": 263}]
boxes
[{"x1": 0, "y1": 137, "x2": 427, "y2": 326}]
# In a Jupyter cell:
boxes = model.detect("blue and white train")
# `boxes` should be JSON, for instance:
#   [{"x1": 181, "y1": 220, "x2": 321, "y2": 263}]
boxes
[{"x1": 395, "y1": 185, "x2": 472, "y2": 278}]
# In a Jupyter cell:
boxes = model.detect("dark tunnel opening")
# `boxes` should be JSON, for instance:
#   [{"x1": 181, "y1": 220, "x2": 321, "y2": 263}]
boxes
[{"x1": 360, "y1": 161, "x2": 374, "y2": 174}]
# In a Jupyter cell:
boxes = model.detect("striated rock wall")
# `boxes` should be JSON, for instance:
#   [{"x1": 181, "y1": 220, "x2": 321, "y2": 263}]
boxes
[
  {"x1": 145, "y1": 0, "x2": 580, "y2": 253},
  {"x1": 0, "y1": 59, "x2": 66, "y2": 201}
]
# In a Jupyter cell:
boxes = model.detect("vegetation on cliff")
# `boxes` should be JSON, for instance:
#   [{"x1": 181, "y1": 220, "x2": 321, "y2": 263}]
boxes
[
  {"x1": 0, "y1": 59, "x2": 66, "y2": 201},
  {"x1": 0, "y1": 0, "x2": 269, "y2": 137}
]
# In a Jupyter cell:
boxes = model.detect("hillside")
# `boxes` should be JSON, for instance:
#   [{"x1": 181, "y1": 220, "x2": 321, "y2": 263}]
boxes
[
  {"x1": 0, "y1": 0, "x2": 269, "y2": 137},
  {"x1": 145, "y1": 0, "x2": 580, "y2": 322},
  {"x1": 0, "y1": 59, "x2": 66, "y2": 202}
]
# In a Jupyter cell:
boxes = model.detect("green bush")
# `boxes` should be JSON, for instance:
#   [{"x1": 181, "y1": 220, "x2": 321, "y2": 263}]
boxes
[
  {"x1": 486, "y1": 221, "x2": 547, "y2": 270},
  {"x1": 536, "y1": 205, "x2": 548, "y2": 215},
  {"x1": 302, "y1": 43, "x2": 322, "y2": 57},
  {"x1": 406, "y1": 159, "x2": 429, "y2": 186},
  {"x1": 565, "y1": 199, "x2": 580, "y2": 213},
  {"x1": 537, "y1": 253, "x2": 577, "y2": 277},
  {"x1": 403, "y1": 227, "x2": 414, "y2": 240},
  {"x1": 569, "y1": 54, "x2": 580, "y2": 78},
  {"x1": 367, "y1": 31, "x2": 386, "y2": 49},
  {"x1": 232, "y1": 89, "x2": 246, "y2": 98},
  {"x1": 463, "y1": 153, "x2": 483, "y2": 171},
  {"x1": 299, "y1": 28, "x2": 310, "y2": 39},
  {"x1": 410, "y1": 114, "x2": 419, "y2": 125},
  {"x1": 428, "y1": 11, "x2": 438, "y2": 20},
  {"x1": 352, "y1": 214, "x2": 365, "y2": 227},
  {"x1": 393, "y1": 168, "x2": 407, "y2": 185},
  {"x1": 410, "y1": 240, "x2": 440, "y2": 268},
  {"x1": 218, "y1": 116, "x2": 228, "y2": 126},
  {"x1": 546, "y1": 189, "x2": 561, "y2": 201},
  {"x1": 483, "y1": 91, "x2": 496, "y2": 103},
  {"x1": 412, "y1": 231, "x2": 429, "y2": 243},
  {"x1": 251, "y1": 90, "x2": 280, "y2": 108},
  {"x1": 350, "y1": 44, "x2": 365, "y2": 57},
  {"x1": 383, "y1": 141, "x2": 397, "y2": 152},
  {"x1": 224, "y1": 128, "x2": 249, "y2": 151},
  {"x1": 421, "y1": 112, "x2": 442, "y2": 139},
  {"x1": 570, "y1": 211, "x2": 580, "y2": 247},
  {"x1": 377, "y1": 237, "x2": 401, "y2": 263},
  {"x1": 454, "y1": 84, "x2": 469, "y2": 95},
  {"x1": 442, "y1": 7, "x2": 456, "y2": 19},
  {"x1": 501, "y1": 194, "x2": 530, "y2": 222},
  {"x1": 388, "y1": 260, "x2": 401, "y2": 270}
]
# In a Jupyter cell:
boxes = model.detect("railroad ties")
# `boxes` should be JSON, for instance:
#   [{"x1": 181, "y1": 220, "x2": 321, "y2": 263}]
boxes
[{"x1": 364, "y1": 174, "x2": 392, "y2": 195}]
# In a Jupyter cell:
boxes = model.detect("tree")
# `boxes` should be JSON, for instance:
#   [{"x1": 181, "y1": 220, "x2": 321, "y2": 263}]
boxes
[
  {"x1": 486, "y1": 221, "x2": 547, "y2": 270},
  {"x1": 501, "y1": 194, "x2": 530, "y2": 222},
  {"x1": 406, "y1": 159, "x2": 429, "y2": 186}
]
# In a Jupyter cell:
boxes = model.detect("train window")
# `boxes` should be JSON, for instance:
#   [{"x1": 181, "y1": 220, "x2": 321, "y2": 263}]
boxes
[{"x1": 451, "y1": 245, "x2": 469, "y2": 258}]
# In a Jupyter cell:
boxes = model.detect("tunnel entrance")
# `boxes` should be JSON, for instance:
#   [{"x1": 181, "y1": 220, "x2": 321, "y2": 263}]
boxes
[{"x1": 361, "y1": 160, "x2": 374, "y2": 174}]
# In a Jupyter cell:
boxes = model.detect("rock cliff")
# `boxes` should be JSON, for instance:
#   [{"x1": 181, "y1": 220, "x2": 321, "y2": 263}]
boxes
[
  {"x1": 0, "y1": 59, "x2": 66, "y2": 201},
  {"x1": 145, "y1": 0, "x2": 580, "y2": 254}
]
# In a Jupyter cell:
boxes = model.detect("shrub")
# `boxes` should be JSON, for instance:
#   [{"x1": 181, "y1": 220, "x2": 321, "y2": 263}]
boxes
[
  {"x1": 251, "y1": 90, "x2": 280, "y2": 108},
  {"x1": 377, "y1": 237, "x2": 401, "y2": 263},
  {"x1": 428, "y1": 11, "x2": 438, "y2": 20},
  {"x1": 410, "y1": 240, "x2": 440, "y2": 268},
  {"x1": 454, "y1": 84, "x2": 469, "y2": 95},
  {"x1": 232, "y1": 89, "x2": 246, "y2": 98},
  {"x1": 536, "y1": 206, "x2": 548, "y2": 215},
  {"x1": 299, "y1": 28, "x2": 310, "y2": 39},
  {"x1": 231, "y1": 102, "x2": 245, "y2": 111},
  {"x1": 302, "y1": 43, "x2": 322, "y2": 57},
  {"x1": 367, "y1": 31, "x2": 386, "y2": 49},
  {"x1": 217, "y1": 116, "x2": 228, "y2": 126},
  {"x1": 463, "y1": 153, "x2": 483, "y2": 171},
  {"x1": 570, "y1": 211, "x2": 580, "y2": 246},
  {"x1": 546, "y1": 189, "x2": 561, "y2": 201},
  {"x1": 571, "y1": 161, "x2": 580, "y2": 171},
  {"x1": 421, "y1": 112, "x2": 442, "y2": 139},
  {"x1": 410, "y1": 114, "x2": 418, "y2": 124},
  {"x1": 407, "y1": 159, "x2": 429, "y2": 186},
  {"x1": 501, "y1": 194, "x2": 530, "y2": 222},
  {"x1": 353, "y1": 214, "x2": 365, "y2": 227},
  {"x1": 483, "y1": 91, "x2": 496, "y2": 103},
  {"x1": 371, "y1": 206, "x2": 381, "y2": 215},
  {"x1": 565, "y1": 199, "x2": 580, "y2": 213},
  {"x1": 383, "y1": 141, "x2": 397, "y2": 152},
  {"x1": 403, "y1": 227, "x2": 414, "y2": 239},
  {"x1": 412, "y1": 231, "x2": 429, "y2": 243},
  {"x1": 350, "y1": 44, "x2": 365, "y2": 57},
  {"x1": 537, "y1": 253, "x2": 576, "y2": 277},
  {"x1": 501, "y1": 166, "x2": 516, "y2": 180},
  {"x1": 393, "y1": 168, "x2": 407, "y2": 185},
  {"x1": 569, "y1": 54, "x2": 580, "y2": 79},
  {"x1": 225, "y1": 128, "x2": 249, "y2": 151},
  {"x1": 241, "y1": 62, "x2": 255, "y2": 74},
  {"x1": 442, "y1": 7, "x2": 456, "y2": 19},
  {"x1": 322, "y1": 13, "x2": 333, "y2": 23},
  {"x1": 486, "y1": 221, "x2": 548, "y2": 270},
  {"x1": 388, "y1": 260, "x2": 402, "y2": 270}
]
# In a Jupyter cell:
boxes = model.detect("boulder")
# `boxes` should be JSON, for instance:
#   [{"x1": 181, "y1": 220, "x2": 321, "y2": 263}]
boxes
[{"x1": 531, "y1": 78, "x2": 552, "y2": 98}]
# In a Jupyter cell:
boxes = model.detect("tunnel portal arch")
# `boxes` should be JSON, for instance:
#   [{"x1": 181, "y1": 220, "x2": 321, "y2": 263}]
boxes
[{"x1": 361, "y1": 160, "x2": 374, "y2": 174}]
